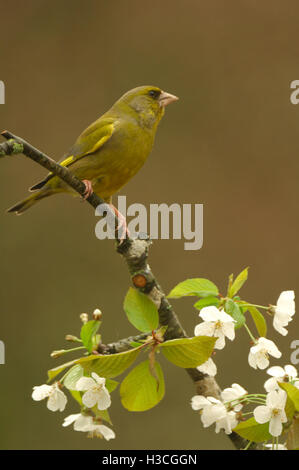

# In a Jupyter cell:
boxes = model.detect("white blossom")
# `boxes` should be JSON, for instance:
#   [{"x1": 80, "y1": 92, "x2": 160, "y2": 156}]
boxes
[
  {"x1": 264, "y1": 365, "x2": 299, "y2": 392},
  {"x1": 76, "y1": 372, "x2": 111, "y2": 410},
  {"x1": 197, "y1": 357, "x2": 217, "y2": 377},
  {"x1": 272, "y1": 291, "x2": 295, "y2": 336},
  {"x1": 63, "y1": 413, "x2": 115, "y2": 440},
  {"x1": 63, "y1": 413, "x2": 94, "y2": 431},
  {"x1": 248, "y1": 337, "x2": 281, "y2": 370},
  {"x1": 221, "y1": 383, "x2": 247, "y2": 411},
  {"x1": 254, "y1": 389, "x2": 287, "y2": 437},
  {"x1": 90, "y1": 424, "x2": 116, "y2": 440},
  {"x1": 191, "y1": 395, "x2": 237, "y2": 434},
  {"x1": 32, "y1": 383, "x2": 67, "y2": 412},
  {"x1": 194, "y1": 306, "x2": 236, "y2": 350}
]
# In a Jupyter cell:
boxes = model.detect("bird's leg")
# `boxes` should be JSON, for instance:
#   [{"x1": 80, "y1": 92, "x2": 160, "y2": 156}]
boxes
[
  {"x1": 109, "y1": 204, "x2": 130, "y2": 243},
  {"x1": 82, "y1": 179, "x2": 93, "y2": 200}
]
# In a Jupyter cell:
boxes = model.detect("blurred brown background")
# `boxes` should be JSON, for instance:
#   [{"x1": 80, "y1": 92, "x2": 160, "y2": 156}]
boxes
[{"x1": 1, "y1": 0, "x2": 299, "y2": 450}]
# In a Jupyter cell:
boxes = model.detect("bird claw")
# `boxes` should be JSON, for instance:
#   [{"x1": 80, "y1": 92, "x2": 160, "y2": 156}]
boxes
[
  {"x1": 109, "y1": 204, "x2": 130, "y2": 243},
  {"x1": 81, "y1": 179, "x2": 93, "y2": 200}
]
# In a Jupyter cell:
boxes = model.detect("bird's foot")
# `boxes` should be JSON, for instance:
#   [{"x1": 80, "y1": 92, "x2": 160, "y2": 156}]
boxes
[
  {"x1": 109, "y1": 204, "x2": 130, "y2": 243},
  {"x1": 82, "y1": 179, "x2": 93, "y2": 200}
]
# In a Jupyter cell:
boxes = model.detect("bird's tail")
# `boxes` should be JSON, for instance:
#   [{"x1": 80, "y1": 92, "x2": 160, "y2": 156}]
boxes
[{"x1": 7, "y1": 189, "x2": 52, "y2": 215}]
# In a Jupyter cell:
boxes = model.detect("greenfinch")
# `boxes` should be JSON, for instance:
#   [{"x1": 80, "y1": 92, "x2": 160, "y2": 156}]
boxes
[{"x1": 7, "y1": 86, "x2": 178, "y2": 215}]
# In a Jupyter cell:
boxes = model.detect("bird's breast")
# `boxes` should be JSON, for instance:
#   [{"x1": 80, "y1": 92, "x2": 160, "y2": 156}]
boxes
[{"x1": 90, "y1": 124, "x2": 154, "y2": 199}]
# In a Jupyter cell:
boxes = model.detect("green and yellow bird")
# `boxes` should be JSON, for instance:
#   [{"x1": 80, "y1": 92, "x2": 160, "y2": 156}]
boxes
[{"x1": 7, "y1": 86, "x2": 178, "y2": 221}]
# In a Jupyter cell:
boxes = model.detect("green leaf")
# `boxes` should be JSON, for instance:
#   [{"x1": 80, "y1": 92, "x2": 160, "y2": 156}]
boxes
[
  {"x1": 69, "y1": 389, "x2": 82, "y2": 405},
  {"x1": 105, "y1": 378, "x2": 119, "y2": 393},
  {"x1": 48, "y1": 345, "x2": 142, "y2": 382},
  {"x1": 279, "y1": 382, "x2": 299, "y2": 412},
  {"x1": 233, "y1": 417, "x2": 272, "y2": 443},
  {"x1": 193, "y1": 296, "x2": 220, "y2": 310},
  {"x1": 247, "y1": 306, "x2": 267, "y2": 338},
  {"x1": 120, "y1": 359, "x2": 165, "y2": 411},
  {"x1": 124, "y1": 287, "x2": 159, "y2": 333},
  {"x1": 168, "y1": 278, "x2": 219, "y2": 299},
  {"x1": 228, "y1": 267, "x2": 249, "y2": 297},
  {"x1": 93, "y1": 408, "x2": 113, "y2": 425},
  {"x1": 225, "y1": 299, "x2": 245, "y2": 329},
  {"x1": 76, "y1": 347, "x2": 142, "y2": 378},
  {"x1": 80, "y1": 320, "x2": 101, "y2": 353},
  {"x1": 160, "y1": 336, "x2": 216, "y2": 368},
  {"x1": 48, "y1": 359, "x2": 78, "y2": 382},
  {"x1": 63, "y1": 364, "x2": 84, "y2": 390}
]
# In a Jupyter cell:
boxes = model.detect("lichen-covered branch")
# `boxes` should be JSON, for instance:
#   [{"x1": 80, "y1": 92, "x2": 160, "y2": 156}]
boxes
[{"x1": 0, "y1": 131, "x2": 250, "y2": 449}]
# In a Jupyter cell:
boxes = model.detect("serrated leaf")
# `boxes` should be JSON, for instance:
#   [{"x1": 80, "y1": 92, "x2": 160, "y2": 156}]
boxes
[
  {"x1": 63, "y1": 364, "x2": 84, "y2": 390},
  {"x1": 160, "y1": 336, "x2": 216, "y2": 368},
  {"x1": 76, "y1": 347, "x2": 142, "y2": 378},
  {"x1": 80, "y1": 320, "x2": 101, "y2": 353},
  {"x1": 225, "y1": 299, "x2": 245, "y2": 329},
  {"x1": 120, "y1": 359, "x2": 165, "y2": 411},
  {"x1": 233, "y1": 417, "x2": 272, "y2": 443},
  {"x1": 279, "y1": 382, "x2": 299, "y2": 412},
  {"x1": 228, "y1": 267, "x2": 249, "y2": 297},
  {"x1": 124, "y1": 288, "x2": 159, "y2": 333},
  {"x1": 194, "y1": 296, "x2": 220, "y2": 310},
  {"x1": 246, "y1": 306, "x2": 267, "y2": 338},
  {"x1": 168, "y1": 278, "x2": 219, "y2": 299},
  {"x1": 48, "y1": 346, "x2": 142, "y2": 382}
]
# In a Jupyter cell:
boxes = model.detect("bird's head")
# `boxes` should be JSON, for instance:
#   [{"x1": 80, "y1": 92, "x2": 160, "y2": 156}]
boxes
[{"x1": 114, "y1": 86, "x2": 178, "y2": 129}]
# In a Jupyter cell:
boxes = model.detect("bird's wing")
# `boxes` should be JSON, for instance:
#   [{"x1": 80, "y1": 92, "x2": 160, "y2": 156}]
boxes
[{"x1": 29, "y1": 117, "x2": 116, "y2": 191}]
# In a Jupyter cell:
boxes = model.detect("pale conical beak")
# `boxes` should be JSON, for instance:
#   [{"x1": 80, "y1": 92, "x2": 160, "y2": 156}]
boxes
[{"x1": 159, "y1": 91, "x2": 179, "y2": 107}]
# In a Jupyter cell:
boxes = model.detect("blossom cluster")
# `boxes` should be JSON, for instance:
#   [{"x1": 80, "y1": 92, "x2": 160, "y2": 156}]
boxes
[
  {"x1": 32, "y1": 372, "x2": 115, "y2": 440},
  {"x1": 191, "y1": 290, "x2": 297, "y2": 448}
]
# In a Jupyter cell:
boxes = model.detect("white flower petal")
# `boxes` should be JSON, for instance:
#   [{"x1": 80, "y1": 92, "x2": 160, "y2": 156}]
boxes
[
  {"x1": 221, "y1": 322, "x2": 236, "y2": 341},
  {"x1": 264, "y1": 377, "x2": 280, "y2": 393},
  {"x1": 94, "y1": 424, "x2": 115, "y2": 441},
  {"x1": 254, "y1": 405, "x2": 271, "y2": 424},
  {"x1": 76, "y1": 376, "x2": 96, "y2": 391},
  {"x1": 97, "y1": 387, "x2": 111, "y2": 410},
  {"x1": 91, "y1": 372, "x2": 106, "y2": 386},
  {"x1": 194, "y1": 322, "x2": 215, "y2": 337},
  {"x1": 197, "y1": 358, "x2": 217, "y2": 377},
  {"x1": 214, "y1": 331, "x2": 226, "y2": 350},
  {"x1": 62, "y1": 413, "x2": 81, "y2": 427},
  {"x1": 267, "y1": 366, "x2": 285, "y2": 378},
  {"x1": 47, "y1": 388, "x2": 67, "y2": 412},
  {"x1": 73, "y1": 415, "x2": 94, "y2": 432},
  {"x1": 269, "y1": 415, "x2": 283, "y2": 437},
  {"x1": 191, "y1": 395, "x2": 211, "y2": 410},
  {"x1": 285, "y1": 365, "x2": 298, "y2": 378},
  {"x1": 32, "y1": 384, "x2": 52, "y2": 401},
  {"x1": 82, "y1": 389, "x2": 99, "y2": 408},
  {"x1": 199, "y1": 306, "x2": 220, "y2": 322}
]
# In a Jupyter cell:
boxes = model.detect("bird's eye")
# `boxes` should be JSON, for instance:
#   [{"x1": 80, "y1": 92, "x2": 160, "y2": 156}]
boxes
[{"x1": 148, "y1": 89, "x2": 160, "y2": 99}]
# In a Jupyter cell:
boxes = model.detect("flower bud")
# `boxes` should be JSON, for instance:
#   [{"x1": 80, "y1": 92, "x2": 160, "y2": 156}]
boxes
[
  {"x1": 65, "y1": 334, "x2": 80, "y2": 342},
  {"x1": 50, "y1": 349, "x2": 66, "y2": 358},
  {"x1": 93, "y1": 308, "x2": 102, "y2": 320},
  {"x1": 80, "y1": 313, "x2": 89, "y2": 324}
]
